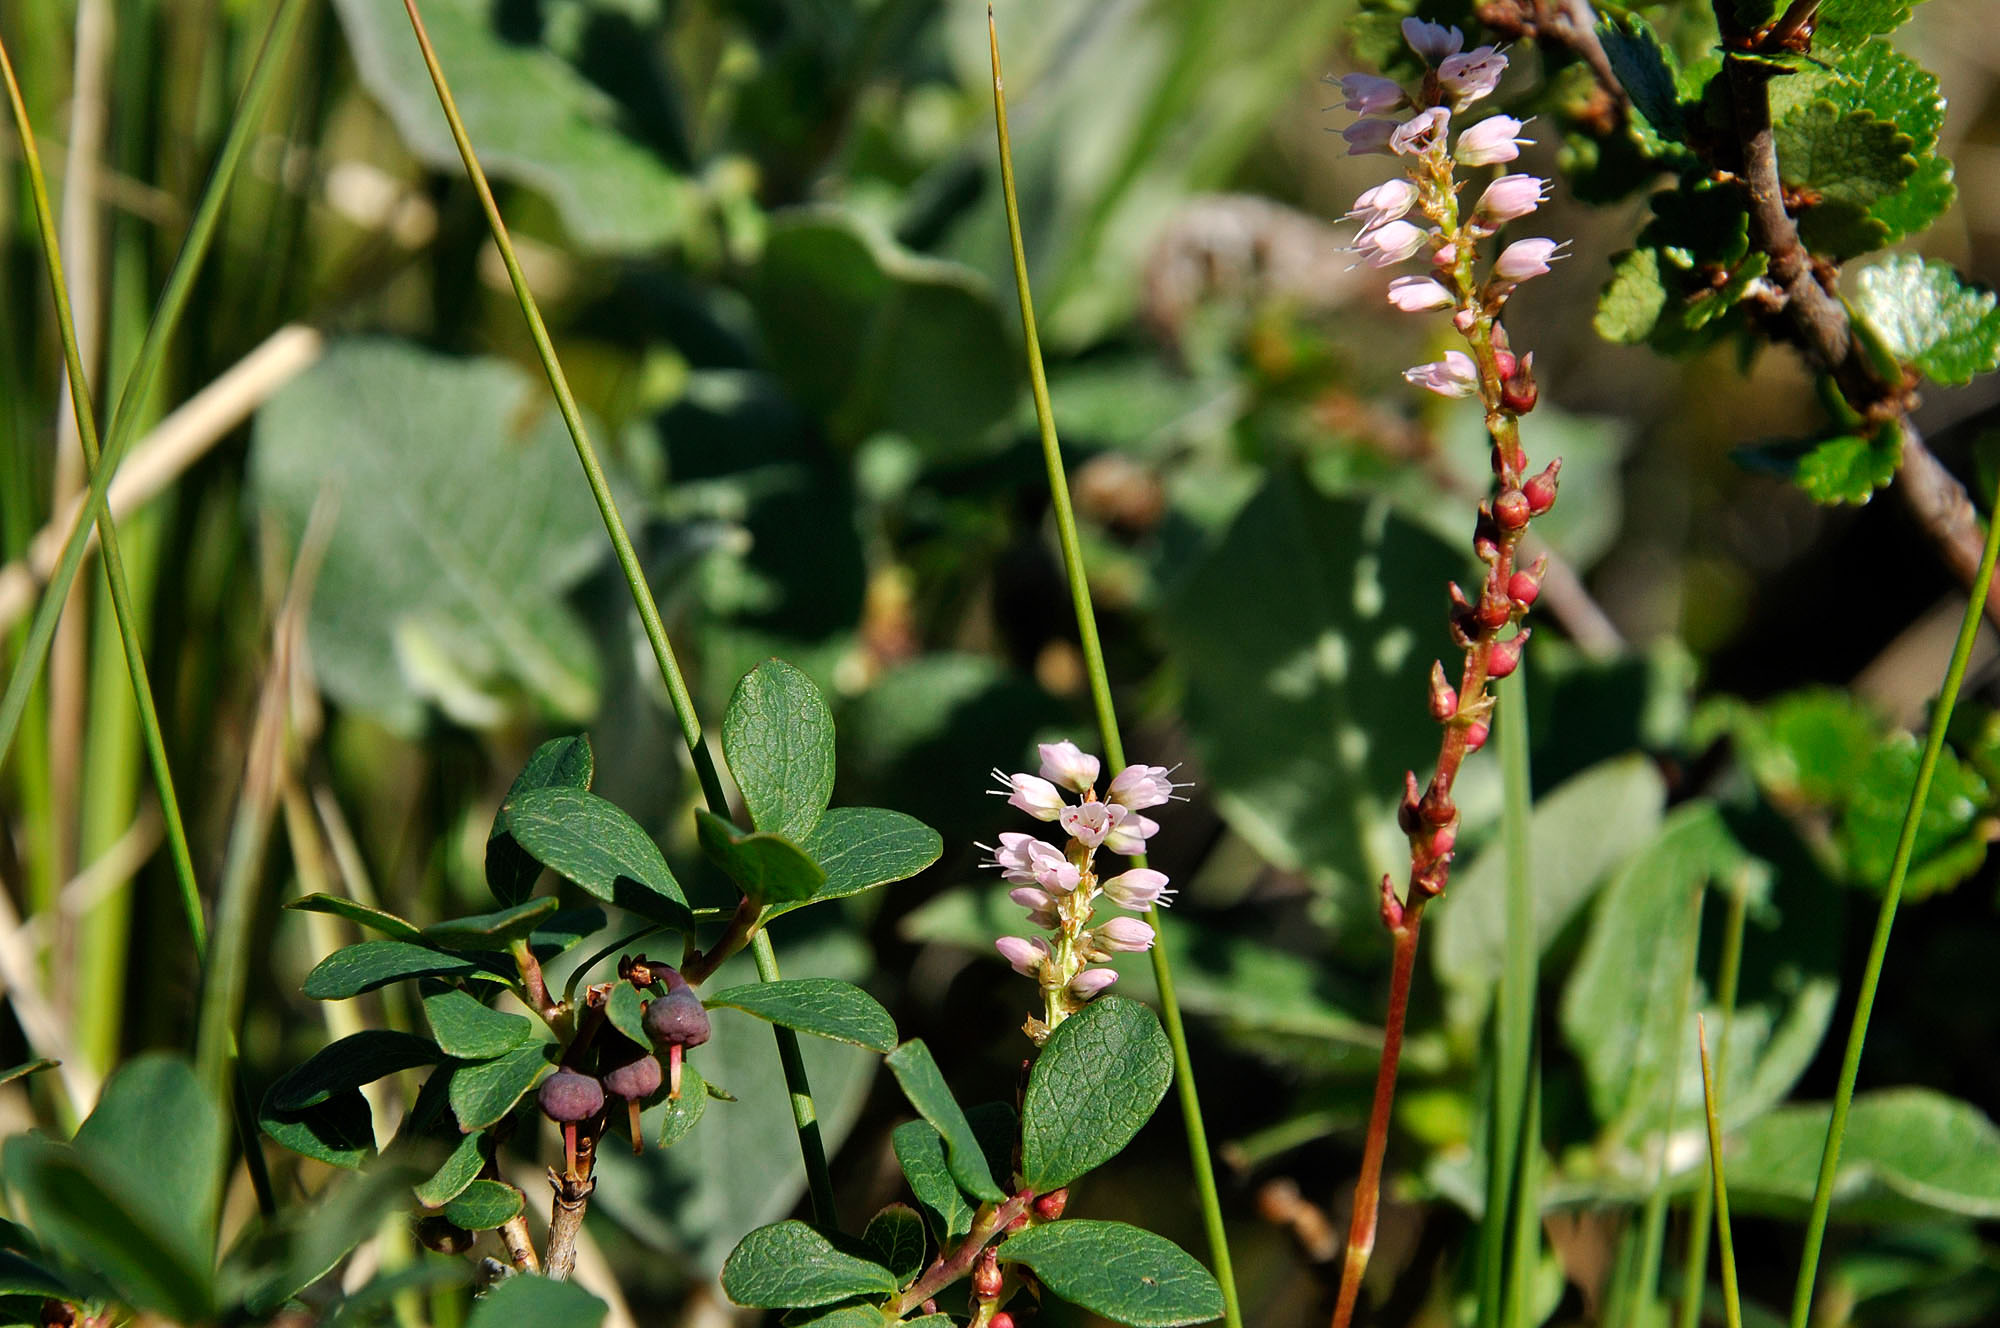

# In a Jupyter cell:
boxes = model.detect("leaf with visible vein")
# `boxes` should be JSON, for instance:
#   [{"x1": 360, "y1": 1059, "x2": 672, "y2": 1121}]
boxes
[
  {"x1": 705, "y1": 979, "x2": 897, "y2": 1053},
  {"x1": 720, "y1": 1220, "x2": 899, "y2": 1308},
  {"x1": 1020, "y1": 997, "x2": 1172, "y2": 1191},
  {"x1": 997, "y1": 1221, "x2": 1225, "y2": 1327},
  {"x1": 723, "y1": 659, "x2": 837, "y2": 842},
  {"x1": 885, "y1": 1041, "x2": 1005, "y2": 1201}
]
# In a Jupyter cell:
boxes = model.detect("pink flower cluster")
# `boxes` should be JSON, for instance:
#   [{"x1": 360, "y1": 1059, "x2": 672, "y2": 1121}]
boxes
[
  {"x1": 983, "y1": 741, "x2": 1182, "y2": 1038},
  {"x1": 1331, "y1": 17, "x2": 1564, "y2": 407}
]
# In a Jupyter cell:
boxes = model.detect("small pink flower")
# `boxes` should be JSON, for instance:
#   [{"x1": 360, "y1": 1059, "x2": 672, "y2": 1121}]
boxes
[
  {"x1": 1033, "y1": 854, "x2": 1082, "y2": 895},
  {"x1": 1390, "y1": 107, "x2": 1450, "y2": 156},
  {"x1": 1009, "y1": 886, "x2": 1058, "y2": 928},
  {"x1": 1069, "y1": 969, "x2": 1120, "y2": 1000},
  {"x1": 1354, "y1": 219, "x2": 1427, "y2": 268},
  {"x1": 996, "y1": 936, "x2": 1049, "y2": 976},
  {"x1": 1386, "y1": 276, "x2": 1454, "y2": 313},
  {"x1": 1493, "y1": 237, "x2": 1566, "y2": 282},
  {"x1": 1401, "y1": 16, "x2": 1464, "y2": 63},
  {"x1": 1037, "y1": 740, "x2": 1100, "y2": 793},
  {"x1": 991, "y1": 769, "x2": 1065, "y2": 821},
  {"x1": 1108, "y1": 764, "x2": 1181, "y2": 810},
  {"x1": 1104, "y1": 813, "x2": 1159, "y2": 856},
  {"x1": 1455, "y1": 115, "x2": 1532, "y2": 166},
  {"x1": 1403, "y1": 351, "x2": 1480, "y2": 398},
  {"x1": 1344, "y1": 178, "x2": 1418, "y2": 234},
  {"x1": 1438, "y1": 46, "x2": 1507, "y2": 106},
  {"x1": 1341, "y1": 118, "x2": 1398, "y2": 156},
  {"x1": 1059, "y1": 800, "x2": 1124, "y2": 849},
  {"x1": 1474, "y1": 174, "x2": 1548, "y2": 226},
  {"x1": 1094, "y1": 916, "x2": 1156, "y2": 953},
  {"x1": 1102, "y1": 868, "x2": 1175, "y2": 910},
  {"x1": 1336, "y1": 72, "x2": 1405, "y2": 115},
  {"x1": 981, "y1": 831, "x2": 1039, "y2": 879}
]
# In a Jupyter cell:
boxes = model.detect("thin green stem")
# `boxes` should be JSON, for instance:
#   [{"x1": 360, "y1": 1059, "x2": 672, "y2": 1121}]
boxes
[
  {"x1": 1679, "y1": 872, "x2": 1750, "y2": 1328},
  {"x1": 1786, "y1": 465, "x2": 2000, "y2": 1328},
  {"x1": 1481, "y1": 670, "x2": 1535, "y2": 1328},
  {"x1": 1697, "y1": 1018, "x2": 1742, "y2": 1328},
  {"x1": 1630, "y1": 885, "x2": 1708, "y2": 1328},
  {"x1": 398, "y1": 0, "x2": 832, "y2": 1225},
  {"x1": 0, "y1": 0, "x2": 313, "y2": 783},
  {"x1": 987, "y1": 12, "x2": 1239, "y2": 1325},
  {"x1": 1507, "y1": 1051, "x2": 1541, "y2": 1328},
  {"x1": 0, "y1": 28, "x2": 206, "y2": 955}
]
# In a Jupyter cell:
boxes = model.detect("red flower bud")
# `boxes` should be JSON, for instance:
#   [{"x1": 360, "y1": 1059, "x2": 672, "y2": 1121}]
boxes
[
  {"x1": 1430, "y1": 825, "x2": 1457, "y2": 860},
  {"x1": 974, "y1": 1249, "x2": 1004, "y2": 1300},
  {"x1": 1419, "y1": 779, "x2": 1453, "y2": 827},
  {"x1": 1524, "y1": 459, "x2": 1561, "y2": 514},
  {"x1": 1508, "y1": 570, "x2": 1540, "y2": 607},
  {"x1": 993, "y1": 1316, "x2": 1017, "y2": 1328},
  {"x1": 1487, "y1": 628, "x2": 1530, "y2": 679},
  {"x1": 1476, "y1": 595, "x2": 1512, "y2": 631},
  {"x1": 1034, "y1": 1189, "x2": 1069, "y2": 1221},
  {"x1": 1494, "y1": 349, "x2": 1518, "y2": 381},
  {"x1": 1493, "y1": 488, "x2": 1531, "y2": 532},
  {"x1": 1397, "y1": 771, "x2": 1423, "y2": 834},
  {"x1": 1379, "y1": 874, "x2": 1405, "y2": 930},
  {"x1": 1428, "y1": 661, "x2": 1457, "y2": 721},
  {"x1": 1465, "y1": 721, "x2": 1491, "y2": 751}
]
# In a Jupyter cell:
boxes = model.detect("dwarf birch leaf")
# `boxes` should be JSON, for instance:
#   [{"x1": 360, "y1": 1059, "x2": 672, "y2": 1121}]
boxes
[
  {"x1": 441, "y1": 1180, "x2": 524, "y2": 1232},
  {"x1": 997, "y1": 1221, "x2": 1225, "y2": 1327},
  {"x1": 303, "y1": 941, "x2": 504, "y2": 1000},
  {"x1": 272, "y1": 1031, "x2": 440, "y2": 1110},
  {"x1": 704, "y1": 979, "x2": 897, "y2": 1053},
  {"x1": 414, "y1": 1133, "x2": 486, "y2": 1208},
  {"x1": 1020, "y1": 997, "x2": 1173, "y2": 1191},
  {"x1": 863, "y1": 1204, "x2": 927, "y2": 1284},
  {"x1": 892, "y1": 1120, "x2": 975, "y2": 1240},
  {"x1": 1814, "y1": 0, "x2": 1920, "y2": 47},
  {"x1": 422, "y1": 988, "x2": 534, "y2": 1061},
  {"x1": 723, "y1": 660, "x2": 836, "y2": 843},
  {"x1": 464, "y1": 1272, "x2": 606, "y2": 1328},
  {"x1": 1870, "y1": 153, "x2": 1956, "y2": 242},
  {"x1": 448, "y1": 1042, "x2": 557, "y2": 1133},
  {"x1": 885, "y1": 1041, "x2": 1005, "y2": 1201},
  {"x1": 1789, "y1": 429, "x2": 1902, "y2": 505},
  {"x1": 486, "y1": 733, "x2": 593, "y2": 906},
  {"x1": 1774, "y1": 101, "x2": 1915, "y2": 259},
  {"x1": 501, "y1": 786, "x2": 691, "y2": 928},
  {"x1": 1856, "y1": 256, "x2": 2000, "y2": 386},
  {"x1": 720, "y1": 1220, "x2": 899, "y2": 1308},
  {"x1": 1596, "y1": 248, "x2": 1670, "y2": 344},
  {"x1": 1598, "y1": 14, "x2": 1684, "y2": 145},
  {"x1": 287, "y1": 894, "x2": 424, "y2": 942},
  {"x1": 695, "y1": 811, "x2": 826, "y2": 903}
]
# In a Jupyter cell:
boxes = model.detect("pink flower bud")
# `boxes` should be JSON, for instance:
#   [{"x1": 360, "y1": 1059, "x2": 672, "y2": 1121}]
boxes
[
  {"x1": 1428, "y1": 661, "x2": 1457, "y2": 721},
  {"x1": 1438, "y1": 45, "x2": 1508, "y2": 107},
  {"x1": 991, "y1": 769, "x2": 1065, "y2": 821},
  {"x1": 1068, "y1": 969, "x2": 1119, "y2": 1000},
  {"x1": 1401, "y1": 16, "x2": 1465, "y2": 63},
  {"x1": 1454, "y1": 306, "x2": 1479, "y2": 333},
  {"x1": 1009, "y1": 886, "x2": 1058, "y2": 928},
  {"x1": 1355, "y1": 219, "x2": 1428, "y2": 268},
  {"x1": 1094, "y1": 916, "x2": 1156, "y2": 953},
  {"x1": 1465, "y1": 721, "x2": 1491, "y2": 751},
  {"x1": 1058, "y1": 799, "x2": 1124, "y2": 849},
  {"x1": 1387, "y1": 276, "x2": 1454, "y2": 313},
  {"x1": 1390, "y1": 106, "x2": 1450, "y2": 156},
  {"x1": 1493, "y1": 237, "x2": 1566, "y2": 283},
  {"x1": 1379, "y1": 875, "x2": 1406, "y2": 930},
  {"x1": 1508, "y1": 569, "x2": 1541, "y2": 607},
  {"x1": 1336, "y1": 72, "x2": 1405, "y2": 115},
  {"x1": 1034, "y1": 1189, "x2": 1069, "y2": 1220},
  {"x1": 995, "y1": 935, "x2": 1049, "y2": 977},
  {"x1": 1102, "y1": 868, "x2": 1175, "y2": 910},
  {"x1": 1032, "y1": 854, "x2": 1081, "y2": 894},
  {"x1": 1487, "y1": 628, "x2": 1530, "y2": 679},
  {"x1": 1037, "y1": 740, "x2": 1100, "y2": 793},
  {"x1": 1524, "y1": 458, "x2": 1561, "y2": 513},
  {"x1": 1430, "y1": 825, "x2": 1457, "y2": 860},
  {"x1": 1494, "y1": 488, "x2": 1530, "y2": 531},
  {"x1": 1103, "y1": 812, "x2": 1159, "y2": 856},
  {"x1": 1345, "y1": 178, "x2": 1418, "y2": 233},
  {"x1": 1108, "y1": 763, "x2": 1181, "y2": 810},
  {"x1": 1475, "y1": 174, "x2": 1548, "y2": 226},
  {"x1": 1341, "y1": 118, "x2": 1398, "y2": 156},
  {"x1": 1455, "y1": 115, "x2": 1532, "y2": 166},
  {"x1": 1403, "y1": 350, "x2": 1478, "y2": 398}
]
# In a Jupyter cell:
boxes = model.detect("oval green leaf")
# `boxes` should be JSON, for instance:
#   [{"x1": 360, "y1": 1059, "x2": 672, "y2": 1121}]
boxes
[
  {"x1": 487, "y1": 734, "x2": 594, "y2": 906},
  {"x1": 286, "y1": 893, "x2": 424, "y2": 942},
  {"x1": 605, "y1": 981, "x2": 650, "y2": 1051},
  {"x1": 773, "y1": 806, "x2": 941, "y2": 919},
  {"x1": 653, "y1": 1062, "x2": 709, "y2": 1149},
  {"x1": 892, "y1": 1120, "x2": 974, "y2": 1240},
  {"x1": 271, "y1": 1031, "x2": 440, "y2": 1110},
  {"x1": 501, "y1": 786, "x2": 690, "y2": 927},
  {"x1": 260, "y1": 1087, "x2": 374, "y2": 1170},
  {"x1": 885, "y1": 1040, "x2": 1005, "y2": 1201},
  {"x1": 704, "y1": 978, "x2": 896, "y2": 1053},
  {"x1": 424, "y1": 896, "x2": 560, "y2": 951},
  {"x1": 722, "y1": 659, "x2": 837, "y2": 843},
  {"x1": 303, "y1": 941, "x2": 504, "y2": 1000},
  {"x1": 997, "y1": 1220, "x2": 1224, "y2": 1327},
  {"x1": 862, "y1": 1203, "x2": 926, "y2": 1283},
  {"x1": 414, "y1": 1133, "x2": 487, "y2": 1209},
  {"x1": 695, "y1": 810, "x2": 826, "y2": 903},
  {"x1": 1019, "y1": 996, "x2": 1172, "y2": 1192},
  {"x1": 442, "y1": 1179, "x2": 525, "y2": 1231},
  {"x1": 720, "y1": 1220, "x2": 899, "y2": 1309},
  {"x1": 422, "y1": 987, "x2": 535, "y2": 1061},
  {"x1": 464, "y1": 1269, "x2": 606, "y2": 1328},
  {"x1": 448, "y1": 1042, "x2": 557, "y2": 1133}
]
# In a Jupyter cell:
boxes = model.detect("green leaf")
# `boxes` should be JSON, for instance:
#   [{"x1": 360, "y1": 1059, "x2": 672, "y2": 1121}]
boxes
[
  {"x1": 225, "y1": 1168, "x2": 416, "y2": 1316},
  {"x1": 1728, "y1": 1089, "x2": 2000, "y2": 1220},
  {"x1": 884, "y1": 1040, "x2": 1006, "y2": 1201},
  {"x1": 1434, "y1": 755, "x2": 1667, "y2": 1038},
  {"x1": 862, "y1": 1204, "x2": 926, "y2": 1284},
  {"x1": 449, "y1": 1041, "x2": 557, "y2": 1133},
  {"x1": 1870, "y1": 153, "x2": 1956, "y2": 243},
  {"x1": 1773, "y1": 100, "x2": 1916, "y2": 259},
  {"x1": 997, "y1": 1221, "x2": 1225, "y2": 1327},
  {"x1": 442, "y1": 1180, "x2": 525, "y2": 1231},
  {"x1": 1841, "y1": 732, "x2": 1990, "y2": 897},
  {"x1": 1020, "y1": 997, "x2": 1173, "y2": 1191},
  {"x1": 424, "y1": 897, "x2": 561, "y2": 951},
  {"x1": 1703, "y1": 689, "x2": 1882, "y2": 803},
  {"x1": 530, "y1": 907, "x2": 607, "y2": 959},
  {"x1": 287, "y1": 894, "x2": 424, "y2": 942},
  {"x1": 260, "y1": 1086, "x2": 375, "y2": 1170},
  {"x1": 1791, "y1": 428, "x2": 1903, "y2": 504},
  {"x1": 501, "y1": 786, "x2": 692, "y2": 928},
  {"x1": 703, "y1": 979, "x2": 897, "y2": 1053},
  {"x1": 892, "y1": 1120, "x2": 975, "y2": 1241},
  {"x1": 464, "y1": 1272, "x2": 607, "y2": 1328},
  {"x1": 0, "y1": 1060, "x2": 54, "y2": 1090},
  {"x1": 788, "y1": 1308, "x2": 892, "y2": 1328},
  {"x1": 1813, "y1": 0, "x2": 1920, "y2": 48},
  {"x1": 303, "y1": 940, "x2": 503, "y2": 999},
  {"x1": 1856, "y1": 256, "x2": 2000, "y2": 386},
  {"x1": 1596, "y1": 248, "x2": 1670, "y2": 345},
  {"x1": 271, "y1": 1031, "x2": 440, "y2": 1110},
  {"x1": 487, "y1": 734, "x2": 593, "y2": 907},
  {"x1": 605, "y1": 981, "x2": 651, "y2": 1051},
  {"x1": 249, "y1": 340, "x2": 605, "y2": 735},
  {"x1": 695, "y1": 810, "x2": 826, "y2": 904},
  {"x1": 423, "y1": 987, "x2": 535, "y2": 1061},
  {"x1": 751, "y1": 209, "x2": 1019, "y2": 457},
  {"x1": 1597, "y1": 14, "x2": 1684, "y2": 146},
  {"x1": 329, "y1": 0, "x2": 689, "y2": 253},
  {"x1": 1822, "y1": 39, "x2": 1945, "y2": 156},
  {"x1": 0, "y1": 1251, "x2": 68, "y2": 1299},
  {"x1": 723, "y1": 659, "x2": 836, "y2": 843},
  {"x1": 771, "y1": 806, "x2": 943, "y2": 919},
  {"x1": 654, "y1": 1063, "x2": 709, "y2": 1149},
  {"x1": 720, "y1": 1221, "x2": 899, "y2": 1308},
  {"x1": 414, "y1": 1134, "x2": 487, "y2": 1209}
]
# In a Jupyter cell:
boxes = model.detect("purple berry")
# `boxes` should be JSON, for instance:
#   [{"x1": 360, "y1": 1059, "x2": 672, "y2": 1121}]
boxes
[
  {"x1": 603, "y1": 1054, "x2": 663, "y2": 1102},
  {"x1": 537, "y1": 1070, "x2": 604, "y2": 1123},
  {"x1": 642, "y1": 990, "x2": 711, "y2": 1049}
]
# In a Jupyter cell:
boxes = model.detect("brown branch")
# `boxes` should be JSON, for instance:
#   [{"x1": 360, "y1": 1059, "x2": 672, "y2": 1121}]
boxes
[
  {"x1": 545, "y1": 1126, "x2": 600, "y2": 1280},
  {"x1": 496, "y1": 1214, "x2": 542, "y2": 1274},
  {"x1": 896, "y1": 1194, "x2": 1035, "y2": 1315}
]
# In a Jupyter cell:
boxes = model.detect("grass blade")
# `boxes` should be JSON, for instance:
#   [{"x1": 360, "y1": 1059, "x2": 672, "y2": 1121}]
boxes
[
  {"x1": 1627, "y1": 884, "x2": 1708, "y2": 1327},
  {"x1": 1679, "y1": 870, "x2": 1750, "y2": 1328},
  {"x1": 987, "y1": 11, "x2": 1240, "y2": 1323},
  {"x1": 1481, "y1": 670, "x2": 1536, "y2": 1327},
  {"x1": 1697, "y1": 1017, "x2": 1742, "y2": 1328}
]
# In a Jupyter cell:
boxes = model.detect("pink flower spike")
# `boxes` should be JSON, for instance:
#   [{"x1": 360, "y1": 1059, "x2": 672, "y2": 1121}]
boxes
[
  {"x1": 1455, "y1": 115, "x2": 1532, "y2": 166},
  {"x1": 1009, "y1": 886, "x2": 1058, "y2": 928},
  {"x1": 1403, "y1": 350, "x2": 1480, "y2": 398},
  {"x1": 1069, "y1": 969, "x2": 1120, "y2": 1000},
  {"x1": 1032, "y1": 855, "x2": 1082, "y2": 895},
  {"x1": 1390, "y1": 106, "x2": 1450, "y2": 156},
  {"x1": 1493, "y1": 237, "x2": 1567, "y2": 282},
  {"x1": 1104, "y1": 813, "x2": 1159, "y2": 856},
  {"x1": 1340, "y1": 118, "x2": 1398, "y2": 156},
  {"x1": 1474, "y1": 173, "x2": 1548, "y2": 225},
  {"x1": 1102, "y1": 868, "x2": 1176, "y2": 910},
  {"x1": 1058, "y1": 800, "x2": 1124, "y2": 849},
  {"x1": 1401, "y1": 16, "x2": 1464, "y2": 63},
  {"x1": 1387, "y1": 276, "x2": 1455, "y2": 313},
  {"x1": 1344, "y1": 178, "x2": 1418, "y2": 233},
  {"x1": 1095, "y1": 916, "x2": 1156, "y2": 954},
  {"x1": 1037, "y1": 740, "x2": 1100, "y2": 793},
  {"x1": 995, "y1": 936, "x2": 1049, "y2": 977},
  {"x1": 1337, "y1": 72, "x2": 1405, "y2": 115},
  {"x1": 1354, "y1": 219, "x2": 1427, "y2": 268},
  {"x1": 1438, "y1": 46, "x2": 1507, "y2": 106},
  {"x1": 1108, "y1": 764, "x2": 1182, "y2": 810},
  {"x1": 990, "y1": 769, "x2": 1065, "y2": 821}
]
